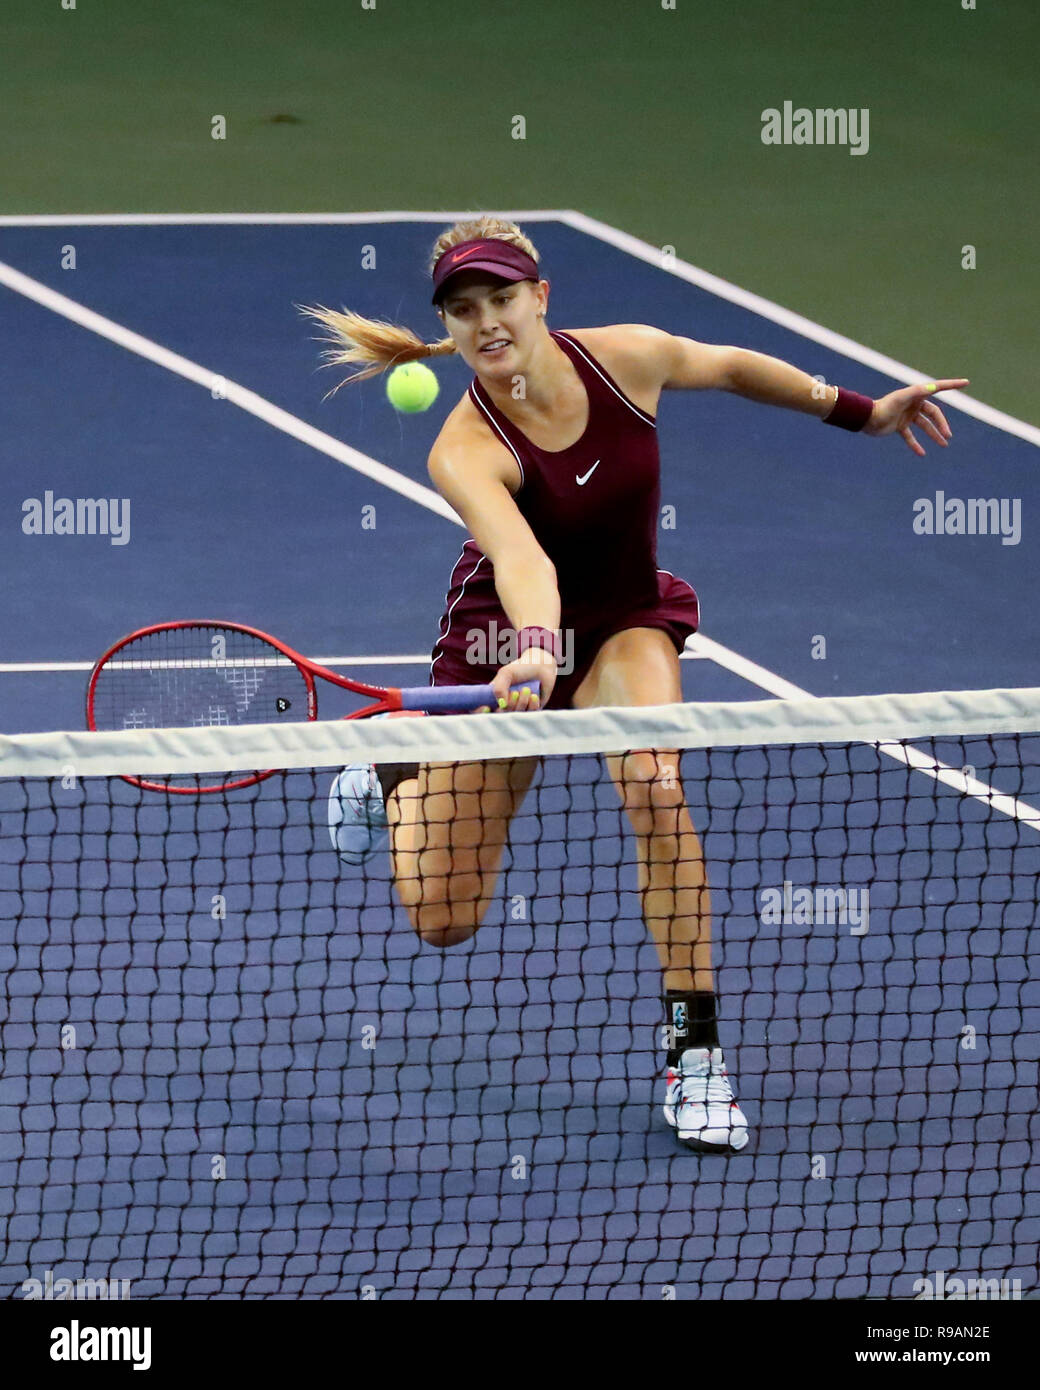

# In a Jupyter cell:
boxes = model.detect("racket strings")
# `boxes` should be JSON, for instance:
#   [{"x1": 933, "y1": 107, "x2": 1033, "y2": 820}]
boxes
[
  {"x1": 89, "y1": 624, "x2": 313, "y2": 792},
  {"x1": 91, "y1": 625, "x2": 310, "y2": 732}
]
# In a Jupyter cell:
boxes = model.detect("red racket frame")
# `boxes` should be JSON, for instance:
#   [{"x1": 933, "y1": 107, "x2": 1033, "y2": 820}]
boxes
[{"x1": 86, "y1": 619, "x2": 532, "y2": 795}]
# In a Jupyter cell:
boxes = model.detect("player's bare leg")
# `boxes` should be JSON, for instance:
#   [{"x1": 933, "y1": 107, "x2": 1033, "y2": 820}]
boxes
[
  {"x1": 387, "y1": 756, "x2": 539, "y2": 946},
  {"x1": 573, "y1": 627, "x2": 748, "y2": 1152}
]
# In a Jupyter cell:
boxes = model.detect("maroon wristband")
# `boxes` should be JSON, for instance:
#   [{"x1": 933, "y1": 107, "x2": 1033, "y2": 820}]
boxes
[
  {"x1": 517, "y1": 626, "x2": 562, "y2": 662},
  {"x1": 823, "y1": 387, "x2": 874, "y2": 432}
]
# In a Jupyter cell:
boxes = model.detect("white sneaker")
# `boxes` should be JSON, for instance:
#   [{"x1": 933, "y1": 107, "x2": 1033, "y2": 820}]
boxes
[
  {"x1": 328, "y1": 764, "x2": 388, "y2": 865},
  {"x1": 663, "y1": 1047, "x2": 749, "y2": 1153}
]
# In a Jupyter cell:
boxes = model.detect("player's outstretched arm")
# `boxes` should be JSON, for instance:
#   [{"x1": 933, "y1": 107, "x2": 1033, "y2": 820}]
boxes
[{"x1": 655, "y1": 330, "x2": 970, "y2": 457}]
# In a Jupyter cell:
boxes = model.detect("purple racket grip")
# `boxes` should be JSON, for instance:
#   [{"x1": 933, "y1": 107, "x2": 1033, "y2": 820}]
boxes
[{"x1": 400, "y1": 681, "x2": 541, "y2": 713}]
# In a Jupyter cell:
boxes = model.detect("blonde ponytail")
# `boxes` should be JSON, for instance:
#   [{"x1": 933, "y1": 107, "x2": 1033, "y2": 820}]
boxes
[
  {"x1": 301, "y1": 216, "x2": 541, "y2": 395},
  {"x1": 299, "y1": 306, "x2": 456, "y2": 394}
]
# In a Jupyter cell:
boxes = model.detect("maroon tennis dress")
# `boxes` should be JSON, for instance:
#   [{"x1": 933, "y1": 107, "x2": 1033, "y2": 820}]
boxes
[{"x1": 429, "y1": 329, "x2": 699, "y2": 708}]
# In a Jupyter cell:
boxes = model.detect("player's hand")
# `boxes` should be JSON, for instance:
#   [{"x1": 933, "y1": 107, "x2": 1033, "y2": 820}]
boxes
[
  {"x1": 863, "y1": 378, "x2": 969, "y2": 457},
  {"x1": 476, "y1": 649, "x2": 557, "y2": 713}
]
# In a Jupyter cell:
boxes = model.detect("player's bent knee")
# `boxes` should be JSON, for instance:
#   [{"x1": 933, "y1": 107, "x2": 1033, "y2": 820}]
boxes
[
  {"x1": 416, "y1": 917, "x2": 478, "y2": 949},
  {"x1": 618, "y1": 751, "x2": 683, "y2": 810},
  {"x1": 401, "y1": 894, "x2": 487, "y2": 947}
]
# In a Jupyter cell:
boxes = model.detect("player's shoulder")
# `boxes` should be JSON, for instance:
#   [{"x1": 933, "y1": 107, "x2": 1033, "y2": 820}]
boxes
[
  {"x1": 432, "y1": 391, "x2": 497, "y2": 454},
  {"x1": 559, "y1": 324, "x2": 674, "y2": 409},
  {"x1": 562, "y1": 323, "x2": 670, "y2": 351},
  {"x1": 560, "y1": 324, "x2": 674, "y2": 384},
  {"x1": 428, "y1": 392, "x2": 517, "y2": 486}
]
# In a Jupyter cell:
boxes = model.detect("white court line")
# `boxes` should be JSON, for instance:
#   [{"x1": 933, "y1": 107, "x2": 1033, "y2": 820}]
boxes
[
  {"x1": 0, "y1": 649, "x2": 710, "y2": 674},
  {"x1": 689, "y1": 634, "x2": 1040, "y2": 831},
  {"x1": 0, "y1": 212, "x2": 565, "y2": 226},
  {"x1": 2, "y1": 208, "x2": 1036, "y2": 442},
  {"x1": 1, "y1": 217, "x2": 1035, "y2": 826},
  {"x1": 0, "y1": 259, "x2": 461, "y2": 526},
  {"x1": 0, "y1": 654, "x2": 433, "y2": 673},
  {"x1": 560, "y1": 211, "x2": 1040, "y2": 447}
]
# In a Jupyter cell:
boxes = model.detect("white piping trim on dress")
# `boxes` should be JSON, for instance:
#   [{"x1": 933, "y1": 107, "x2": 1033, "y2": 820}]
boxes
[
  {"x1": 467, "y1": 383, "x2": 526, "y2": 489},
  {"x1": 553, "y1": 330, "x2": 657, "y2": 427},
  {"x1": 430, "y1": 545, "x2": 489, "y2": 679},
  {"x1": 657, "y1": 565, "x2": 701, "y2": 630}
]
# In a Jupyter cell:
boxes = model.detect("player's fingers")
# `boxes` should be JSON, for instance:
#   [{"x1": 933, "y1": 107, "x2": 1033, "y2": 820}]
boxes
[
  {"x1": 915, "y1": 410, "x2": 948, "y2": 445},
  {"x1": 489, "y1": 673, "x2": 514, "y2": 710},
  {"x1": 928, "y1": 404, "x2": 952, "y2": 436},
  {"x1": 901, "y1": 425, "x2": 926, "y2": 457},
  {"x1": 491, "y1": 683, "x2": 528, "y2": 713},
  {"x1": 491, "y1": 662, "x2": 548, "y2": 711},
  {"x1": 924, "y1": 401, "x2": 953, "y2": 438},
  {"x1": 929, "y1": 378, "x2": 969, "y2": 392}
]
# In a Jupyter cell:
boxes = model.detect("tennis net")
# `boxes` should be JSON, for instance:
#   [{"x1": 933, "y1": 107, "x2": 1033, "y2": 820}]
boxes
[{"x1": 1, "y1": 687, "x2": 1038, "y2": 1300}]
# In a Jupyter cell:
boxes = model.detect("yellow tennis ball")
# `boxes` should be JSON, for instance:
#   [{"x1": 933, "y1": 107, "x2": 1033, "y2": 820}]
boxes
[{"x1": 386, "y1": 362, "x2": 439, "y2": 413}]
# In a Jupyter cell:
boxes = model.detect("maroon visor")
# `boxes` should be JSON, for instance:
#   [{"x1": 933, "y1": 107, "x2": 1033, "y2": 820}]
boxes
[{"x1": 431, "y1": 238, "x2": 541, "y2": 305}]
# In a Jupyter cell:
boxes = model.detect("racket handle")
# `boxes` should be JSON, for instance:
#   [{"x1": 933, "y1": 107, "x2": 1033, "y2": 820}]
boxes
[{"x1": 400, "y1": 681, "x2": 541, "y2": 713}]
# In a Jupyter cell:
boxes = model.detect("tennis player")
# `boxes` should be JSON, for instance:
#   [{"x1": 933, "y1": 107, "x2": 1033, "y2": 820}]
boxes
[{"x1": 311, "y1": 217, "x2": 967, "y2": 1153}]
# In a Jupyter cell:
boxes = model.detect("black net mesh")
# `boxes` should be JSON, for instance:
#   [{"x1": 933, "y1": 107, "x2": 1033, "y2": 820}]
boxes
[{"x1": 1, "y1": 712, "x2": 1038, "y2": 1299}]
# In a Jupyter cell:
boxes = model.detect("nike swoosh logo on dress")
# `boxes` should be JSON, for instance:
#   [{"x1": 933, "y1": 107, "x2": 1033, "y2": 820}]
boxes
[{"x1": 576, "y1": 460, "x2": 601, "y2": 486}]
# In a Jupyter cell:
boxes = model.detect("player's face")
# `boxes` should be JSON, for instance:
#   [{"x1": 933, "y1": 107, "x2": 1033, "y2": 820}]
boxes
[{"x1": 438, "y1": 275, "x2": 548, "y2": 376}]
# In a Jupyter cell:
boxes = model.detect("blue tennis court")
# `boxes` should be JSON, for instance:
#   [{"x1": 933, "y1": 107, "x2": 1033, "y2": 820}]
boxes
[
  {"x1": 2, "y1": 216, "x2": 1038, "y2": 723},
  {"x1": 1, "y1": 216, "x2": 1038, "y2": 1299}
]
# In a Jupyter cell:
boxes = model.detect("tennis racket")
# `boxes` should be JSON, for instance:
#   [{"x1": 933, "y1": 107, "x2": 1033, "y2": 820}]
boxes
[{"x1": 87, "y1": 619, "x2": 538, "y2": 795}]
